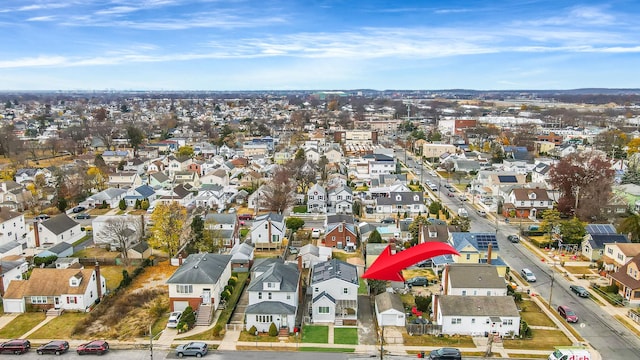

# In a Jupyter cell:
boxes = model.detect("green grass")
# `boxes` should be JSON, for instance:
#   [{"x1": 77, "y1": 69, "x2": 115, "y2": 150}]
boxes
[
  {"x1": 334, "y1": 327, "x2": 358, "y2": 345},
  {"x1": 0, "y1": 312, "x2": 46, "y2": 338},
  {"x1": 292, "y1": 205, "x2": 307, "y2": 213},
  {"x1": 403, "y1": 334, "x2": 475, "y2": 347},
  {"x1": 28, "y1": 312, "x2": 87, "y2": 339},
  {"x1": 519, "y1": 300, "x2": 557, "y2": 327},
  {"x1": 299, "y1": 347, "x2": 354, "y2": 353},
  {"x1": 358, "y1": 278, "x2": 368, "y2": 295},
  {"x1": 302, "y1": 325, "x2": 329, "y2": 343},
  {"x1": 72, "y1": 234, "x2": 92, "y2": 247},
  {"x1": 502, "y1": 329, "x2": 572, "y2": 350},
  {"x1": 240, "y1": 229, "x2": 249, "y2": 238}
]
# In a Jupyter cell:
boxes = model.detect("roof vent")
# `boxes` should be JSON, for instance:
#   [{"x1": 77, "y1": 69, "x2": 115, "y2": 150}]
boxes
[
  {"x1": 194, "y1": 265, "x2": 198, "y2": 269},
  {"x1": 202, "y1": 257, "x2": 207, "y2": 261}
]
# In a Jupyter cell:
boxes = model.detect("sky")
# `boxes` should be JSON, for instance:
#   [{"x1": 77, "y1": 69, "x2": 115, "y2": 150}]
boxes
[{"x1": 1, "y1": 0, "x2": 639, "y2": 91}]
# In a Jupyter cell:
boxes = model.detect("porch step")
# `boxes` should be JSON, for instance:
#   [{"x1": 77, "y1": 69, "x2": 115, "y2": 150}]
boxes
[
  {"x1": 195, "y1": 304, "x2": 213, "y2": 326},
  {"x1": 46, "y1": 308, "x2": 64, "y2": 316},
  {"x1": 335, "y1": 319, "x2": 343, "y2": 326},
  {"x1": 278, "y1": 328, "x2": 289, "y2": 336}
]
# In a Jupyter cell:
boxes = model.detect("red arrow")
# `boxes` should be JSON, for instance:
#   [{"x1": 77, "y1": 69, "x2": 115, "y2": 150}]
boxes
[{"x1": 362, "y1": 242, "x2": 459, "y2": 282}]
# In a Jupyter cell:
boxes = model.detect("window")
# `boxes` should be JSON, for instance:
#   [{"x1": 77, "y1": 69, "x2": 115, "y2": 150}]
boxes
[
  {"x1": 318, "y1": 306, "x2": 330, "y2": 314},
  {"x1": 503, "y1": 319, "x2": 513, "y2": 325},
  {"x1": 607, "y1": 248, "x2": 614, "y2": 255},
  {"x1": 31, "y1": 296, "x2": 47, "y2": 304},
  {"x1": 618, "y1": 254, "x2": 624, "y2": 261},
  {"x1": 343, "y1": 288, "x2": 348, "y2": 294},
  {"x1": 67, "y1": 296, "x2": 77, "y2": 304},
  {"x1": 451, "y1": 318, "x2": 461, "y2": 324},
  {"x1": 471, "y1": 319, "x2": 476, "y2": 324},
  {"x1": 268, "y1": 293, "x2": 272, "y2": 300},
  {"x1": 314, "y1": 287, "x2": 319, "y2": 293},
  {"x1": 256, "y1": 315, "x2": 273, "y2": 323},
  {"x1": 287, "y1": 294, "x2": 291, "y2": 300},
  {"x1": 267, "y1": 282, "x2": 273, "y2": 288},
  {"x1": 258, "y1": 293, "x2": 262, "y2": 299},
  {"x1": 176, "y1": 285, "x2": 193, "y2": 294},
  {"x1": 487, "y1": 291, "x2": 491, "y2": 296},
  {"x1": 466, "y1": 254, "x2": 471, "y2": 260},
  {"x1": 461, "y1": 290, "x2": 467, "y2": 296}
]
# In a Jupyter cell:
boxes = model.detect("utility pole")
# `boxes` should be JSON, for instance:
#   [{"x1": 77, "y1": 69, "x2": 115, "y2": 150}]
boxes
[
  {"x1": 379, "y1": 326, "x2": 385, "y2": 360},
  {"x1": 149, "y1": 324, "x2": 163, "y2": 360},
  {"x1": 548, "y1": 262, "x2": 556, "y2": 309}
]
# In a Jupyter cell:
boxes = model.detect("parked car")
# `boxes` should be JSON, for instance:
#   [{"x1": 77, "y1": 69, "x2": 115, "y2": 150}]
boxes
[
  {"x1": 175, "y1": 342, "x2": 208, "y2": 358},
  {"x1": 36, "y1": 340, "x2": 69, "y2": 355},
  {"x1": 76, "y1": 340, "x2": 109, "y2": 355},
  {"x1": 381, "y1": 217, "x2": 395, "y2": 224},
  {"x1": 238, "y1": 214, "x2": 254, "y2": 221},
  {"x1": 569, "y1": 284, "x2": 590, "y2": 298},
  {"x1": 428, "y1": 347, "x2": 462, "y2": 360},
  {"x1": 521, "y1": 268, "x2": 536, "y2": 282},
  {"x1": 0, "y1": 339, "x2": 31, "y2": 354},
  {"x1": 311, "y1": 228, "x2": 321, "y2": 238},
  {"x1": 289, "y1": 246, "x2": 299, "y2": 255},
  {"x1": 507, "y1": 235, "x2": 520, "y2": 243},
  {"x1": 35, "y1": 214, "x2": 50, "y2": 221},
  {"x1": 447, "y1": 192, "x2": 455, "y2": 197},
  {"x1": 458, "y1": 195, "x2": 467, "y2": 201},
  {"x1": 557, "y1": 305, "x2": 579, "y2": 323},
  {"x1": 417, "y1": 259, "x2": 433, "y2": 268},
  {"x1": 477, "y1": 209, "x2": 487, "y2": 217},
  {"x1": 72, "y1": 206, "x2": 86, "y2": 213},
  {"x1": 167, "y1": 311, "x2": 182, "y2": 328},
  {"x1": 75, "y1": 213, "x2": 91, "y2": 219},
  {"x1": 406, "y1": 276, "x2": 429, "y2": 287}
]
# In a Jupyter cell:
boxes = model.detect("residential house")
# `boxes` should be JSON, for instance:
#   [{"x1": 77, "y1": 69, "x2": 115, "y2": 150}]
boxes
[
  {"x1": 127, "y1": 241, "x2": 152, "y2": 261},
  {"x1": 305, "y1": 148, "x2": 321, "y2": 163},
  {"x1": 54, "y1": 257, "x2": 80, "y2": 269},
  {"x1": 323, "y1": 221, "x2": 357, "y2": 250},
  {"x1": 375, "y1": 292, "x2": 406, "y2": 327},
  {"x1": 0, "y1": 209, "x2": 28, "y2": 245},
  {"x1": 448, "y1": 233, "x2": 506, "y2": 275},
  {"x1": 138, "y1": 147, "x2": 159, "y2": 159},
  {"x1": 324, "y1": 147, "x2": 343, "y2": 164},
  {"x1": 83, "y1": 188, "x2": 127, "y2": 209},
  {"x1": 245, "y1": 260, "x2": 300, "y2": 333},
  {"x1": 247, "y1": 185, "x2": 268, "y2": 212},
  {"x1": 187, "y1": 160, "x2": 203, "y2": 176},
  {"x1": 0, "y1": 255, "x2": 28, "y2": 296},
  {"x1": 33, "y1": 214, "x2": 84, "y2": 248},
  {"x1": 503, "y1": 188, "x2": 554, "y2": 219},
  {"x1": 581, "y1": 224, "x2": 629, "y2": 262},
  {"x1": 124, "y1": 185, "x2": 157, "y2": 207},
  {"x1": 609, "y1": 255, "x2": 640, "y2": 304},
  {"x1": 108, "y1": 171, "x2": 143, "y2": 189},
  {"x1": 434, "y1": 296, "x2": 520, "y2": 336},
  {"x1": 167, "y1": 156, "x2": 193, "y2": 176},
  {"x1": 310, "y1": 259, "x2": 359, "y2": 325},
  {"x1": 204, "y1": 213, "x2": 240, "y2": 249},
  {"x1": 375, "y1": 192, "x2": 428, "y2": 217},
  {"x1": 201, "y1": 169, "x2": 229, "y2": 187},
  {"x1": 122, "y1": 158, "x2": 147, "y2": 175},
  {"x1": 149, "y1": 171, "x2": 171, "y2": 189},
  {"x1": 92, "y1": 215, "x2": 143, "y2": 251},
  {"x1": 2, "y1": 265, "x2": 106, "y2": 313},
  {"x1": 602, "y1": 243, "x2": 640, "y2": 272},
  {"x1": 174, "y1": 171, "x2": 200, "y2": 188},
  {"x1": 146, "y1": 160, "x2": 166, "y2": 174},
  {"x1": 250, "y1": 213, "x2": 285, "y2": 250},
  {"x1": 441, "y1": 264, "x2": 507, "y2": 296},
  {"x1": 156, "y1": 185, "x2": 194, "y2": 207},
  {"x1": 166, "y1": 253, "x2": 232, "y2": 313},
  {"x1": 0, "y1": 181, "x2": 33, "y2": 212},
  {"x1": 297, "y1": 244, "x2": 332, "y2": 269},
  {"x1": 14, "y1": 168, "x2": 39, "y2": 184},
  {"x1": 307, "y1": 183, "x2": 327, "y2": 214},
  {"x1": 38, "y1": 242, "x2": 74, "y2": 258},
  {"x1": 229, "y1": 242, "x2": 254, "y2": 272},
  {"x1": 101, "y1": 150, "x2": 131, "y2": 164},
  {"x1": 328, "y1": 185, "x2": 353, "y2": 214}
]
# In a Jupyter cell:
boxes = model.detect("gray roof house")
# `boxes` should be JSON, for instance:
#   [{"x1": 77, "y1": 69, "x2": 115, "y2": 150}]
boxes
[
  {"x1": 166, "y1": 253, "x2": 232, "y2": 314},
  {"x1": 245, "y1": 261, "x2": 300, "y2": 333},
  {"x1": 442, "y1": 264, "x2": 507, "y2": 296},
  {"x1": 229, "y1": 242, "x2": 254, "y2": 271},
  {"x1": 34, "y1": 214, "x2": 84, "y2": 247},
  {"x1": 435, "y1": 295, "x2": 520, "y2": 336},
  {"x1": 310, "y1": 259, "x2": 359, "y2": 325},
  {"x1": 375, "y1": 292, "x2": 406, "y2": 327}
]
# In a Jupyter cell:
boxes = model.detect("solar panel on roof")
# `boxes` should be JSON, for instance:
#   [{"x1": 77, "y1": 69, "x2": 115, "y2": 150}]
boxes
[{"x1": 497, "y1": 175, "x2": 518, "y2": 183}]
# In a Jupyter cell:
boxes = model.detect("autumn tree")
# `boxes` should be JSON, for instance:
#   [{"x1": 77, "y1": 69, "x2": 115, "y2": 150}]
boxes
[
  {"x1": 177, "y1": 146, "x2": 194, "y2": 158},
  {"x1": 126, "y1": 125, "x2": 145, "y2": 155},
  {"x1": 97, "y1": 215, "x2": 143, "y2": 264},
  {"x1": 540, "y1": 209, "x2": 561, "y2": 241},
  {"x1": 548, "y1": 151, "x2": 614, "y2": 220},
  {"x1": 149, "y1": 202, "x2": 187, "y2": 257},
  {"x1": 559, "y1": 217, "x2": 586, "y2": 245},
  {"x1": 618, "y1": 214, "x2": 640, "y2": 242},
  {"x1": 260, "y1": 166, "x2": 297, "y2": 214},
  {"x1": 626, "y1": 138, "x2": 640, "y2": 157},
  {"x1": 592, "y1": 129, "x2": 627, "y2": 158}
]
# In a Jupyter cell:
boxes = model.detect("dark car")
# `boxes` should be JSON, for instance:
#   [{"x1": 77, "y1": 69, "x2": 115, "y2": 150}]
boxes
[
  {"x1": 36, "y1": 340, "x2": 69, "y2": 355},
  {"x1": 75, "y1": 213, "x2": 91, "y2": 219},
  {"x1": 558, "y1": 305, "x2": 578, "y2": 323},
  {"x1": 406, "y1": 276, "x2": 429, "y2": 287},
  {"x1": 175, "y1": 342, "x2": 208, "y2": 358},
  {"x1": 569, "y1": 284, "x2": 590, "y2": 298},
  {"x1": 507, "y1": 235, "x2": 520, "y2": 243},
  {"x1": 76, "y1": 340, "x2": 109, "y2": 355},
  {"x1": 72, "y1": 206, "x2": 86, "y2": 213},
  {"x1": 0, "y1": 339, "x2": 31, "y2": 354},
  {"x1": 429, "y1": 347, "x2": 462, "y2": 360},
  {"x1": 238, "y1": 214, "x2": 254, "y2": 221},
  {"x1": 35, "y1": 214, "x2": 50, "y2": 221},
  {"x1": 381, "y1": 217, "x2": 395, "y2": 224}
]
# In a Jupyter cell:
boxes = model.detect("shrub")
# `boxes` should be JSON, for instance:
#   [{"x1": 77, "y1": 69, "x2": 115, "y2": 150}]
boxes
[
  {"x1": 182, "y1": 306, "x2": 196, "y2": 329},
  {"x1": 415, "y1": 295, "x2": 431, "y2": 313},
  {"x1": 212, "y1": 324, "x2": 223, "y2": 337},
  {"x1": 248, "y1": 325, "x2": 257, "y2": 335},
  {"x1": 224, "y1": 285, "x2": 233, "y2": 293},
  {"x1": 268, "y1": 322, "x2": 278, "y2": 337},
  {"x1": 228, "y1": 277, "x2": 237, "y2": 286},
  {"x1": 221, "y1": 290, "x2": 231, "y2": 301}
]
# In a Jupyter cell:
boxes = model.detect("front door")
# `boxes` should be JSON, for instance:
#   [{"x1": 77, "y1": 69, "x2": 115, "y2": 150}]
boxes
[
  {"x1": 202, "y1": 289, "x2": 211, "y2": 305},
  {"x1": 281, "y1": 314, "x2": 288, "y2": 329},
  {"x1": 54, "y1": 297, "x2": 61, "y2": 309}
]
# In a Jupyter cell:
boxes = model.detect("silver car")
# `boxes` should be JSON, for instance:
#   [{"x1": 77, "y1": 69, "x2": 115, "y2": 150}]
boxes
[{"x1": 175, "y1": 342, "x2": 208, "y2": 358}]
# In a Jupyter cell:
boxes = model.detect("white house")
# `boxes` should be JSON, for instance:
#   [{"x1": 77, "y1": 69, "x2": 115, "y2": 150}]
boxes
[
  {"x1": 328, "y1": 185, "x2": 353, "y2": 214},
  {"x1": 166, "y1": 253, "x2": 232, "y2": 313},
  {"x1": 375, "y1": 292, "x2": 406, "y2": 327},
  {"x1": 0, "y1": 209, "x2": 28, "y2": 245},
  {"x1": 33, "y1": 214, "x2": 84, "y2": 247},
  {"x1": 310, "y1": 259, "x2": 359, "y2": 325},
  {"x1": 307, "y1": 183, "x2": 327, "y2": 214},
  {"x1": 83, "y1": 188, "x2": 127, "y2": 209},
  {"x1": 250, "y1": 213, "x2": 285, "y2": 250},
  {"x1": 245, "y1": 260, "x2": 300, "y2": 333},
  {"x1": 0, "y1": 255, "x2": 28, "y2": 296},
  {"x1": 92, "y1": 215, "x2": 144, "y2": 251},
  {"x1": 434, "y1": 295, "x2": 520, "y2": 336},
  {"x1": 2, "y1": 265, "x2": 106, "y2": 313},
  {"x1": 297, "y1": 244, "x2": 332, "y2": 269},
  {"x1": 442, "y1": 264, "x2": 507, "y2": 296}
]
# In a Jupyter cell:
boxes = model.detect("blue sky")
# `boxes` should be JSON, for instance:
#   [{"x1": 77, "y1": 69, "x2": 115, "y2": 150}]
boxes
[{"x1": 1, "y1": 0, "x2": 639, "y2": 90}]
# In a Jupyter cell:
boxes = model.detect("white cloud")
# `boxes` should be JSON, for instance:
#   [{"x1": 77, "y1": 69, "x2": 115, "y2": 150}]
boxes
[{"x1": 26, "y1": 15, "x2": 56, "y2": 22}]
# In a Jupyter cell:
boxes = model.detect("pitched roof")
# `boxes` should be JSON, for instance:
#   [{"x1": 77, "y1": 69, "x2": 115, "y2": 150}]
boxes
[
  {"x1": 247, "y1": 262, "x2": 299, "y2": 292},
  {"x1": 326, "y1": 214, "x2": 354, "y2": 225},
  {"x1": 0, "y1": 209, "x2": 22, "y2": 222},
  {"x1": 609, "y1": 257, "x2": 640, "y2": 290},
  {"x1": 245, "y1": 301, "x2": 297, "y2": 315},
  {"x1": 588, "y1": 234, "x2": 629, "y2": 249},
  {"x1": 451, "y1": 232, "x2": 499, "y2": 252},
  {"x1": 375, "y1": 292, "x2": 404, "y2": 313},
  {"x1": 311, "y1": 259, "x2": 358, "y2": 285},
  {"x1": 41, "y1": 214, "x2": 79, "y2": 235},
  {"x1": 439, "y1": 295, "x2": 519, "y2": 317},
  {"x1": 166, "y1": 253, "x2": 231, "y2": 284},
  {"x1": 376, "y1": 192, "x2": 424, "y2": 205},
  {"x1": 447, "y1": 264, "x2": 504, "y2": 289},
  {"x1": 512, "y1": 188, "x2": 550, "y2": 201},
  {"x1": 3, "y1": 268, "x2": 96, "y2": 299}
]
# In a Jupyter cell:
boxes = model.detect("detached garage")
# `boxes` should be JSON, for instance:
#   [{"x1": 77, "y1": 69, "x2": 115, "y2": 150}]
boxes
[
  {"x1": 2, "y1": 280, "x2": 27, "y2": 313},
  {"x1": 375, "y1": 292, "x2": 405, "y2": 327}
]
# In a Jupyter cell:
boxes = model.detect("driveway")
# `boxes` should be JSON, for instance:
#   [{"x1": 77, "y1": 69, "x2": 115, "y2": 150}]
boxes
[{"x1": 357, "y1": 294, "x2": 377, "y2": 345}]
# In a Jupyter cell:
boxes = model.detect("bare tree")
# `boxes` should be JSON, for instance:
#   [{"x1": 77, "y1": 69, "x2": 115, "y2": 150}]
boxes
[
  {"x1": 260, "y1": 166, "x2": 297, "y2": 214},
  {"x1": 97, "y1": 215, "x2": 143, "y2": 264}
]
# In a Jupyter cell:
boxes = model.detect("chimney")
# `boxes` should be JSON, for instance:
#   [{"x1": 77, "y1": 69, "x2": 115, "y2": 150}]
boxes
[
  {"x1": 95, "y1": 262, "x2": 102, "y2": 299},
  {"x1": 0, "y1": 268, "x2": 4, "y2": 297},
  {"x1": 443, "y1": 264, "x2": 449, "y2": 295},
  {"x1": 33, "y1": 220, "x2": 40, "y2": 248},
  {"x1": 432, "y1": 294, "x2": 439, "y2": 321},
  {"x1": 268, "y1": 219, "x2": 272, "y2": 244},
  {"x1": 487, "y1": 243, "x2": 493, "y2": 265},
  {"x1": 178, "y1": 254, "x2": 183, "y2": 265},
  {"x1": 297, "y1": 256, "x2": 303, "y2": 272},
  {"x1": 418, "y1": 223, "x2": 424, "y2": 244}
]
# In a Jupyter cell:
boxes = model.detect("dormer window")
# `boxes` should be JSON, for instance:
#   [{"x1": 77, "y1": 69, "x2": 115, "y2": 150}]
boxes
[
  {"x1": 528, "y1": 192, "x2": 536, "y2": 200},
  {"x1": 414, "y1": 195, "x2": 419, "y2": 202},
  {"x1": 395, "y1": 195, "x2": 401, "y2": 201}
]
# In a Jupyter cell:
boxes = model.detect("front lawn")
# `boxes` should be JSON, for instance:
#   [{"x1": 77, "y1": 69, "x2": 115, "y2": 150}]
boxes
[
  {"x1": 519, "y1": 300, "x2": 557, "y2": 327},
  {"x1": 332, "y1": 251, "x2": 360, "y2": 262},
  {"x1": 302, "y1": 325, "x2": 329, "y2": 343},
  {"x1": 358, "y1": 278, "x2": 368, "y2": 295},
  {"x1": 334, "y1": 327, "x2": 358, "y2": 345},
  {"x1": 28, "y1": 312, "x2": 87, "y2": 339},
  {"x1": 402, "y1": 334, "x2": 474, "y2": 347},
  {"x1": 0, "y1": 312, "x2": 46, "y2": 338},
  {"x1": 503, "y1": 329, "x2": 572, "y2": 350},
  {"x1": 100, "y1": 265, "x2": 136, "y2": 291}
]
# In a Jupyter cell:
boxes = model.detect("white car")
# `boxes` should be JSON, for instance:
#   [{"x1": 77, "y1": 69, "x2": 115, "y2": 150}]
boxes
[
  {"x1": 311, "y1": 228, "x2": 321, "y2": 238},
  {"x1": 521, "y1": 268, "x2": 537, "y2": 282},
  {"x1": 167, "y1": 311, "x2": 182, "y2": 328}
]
